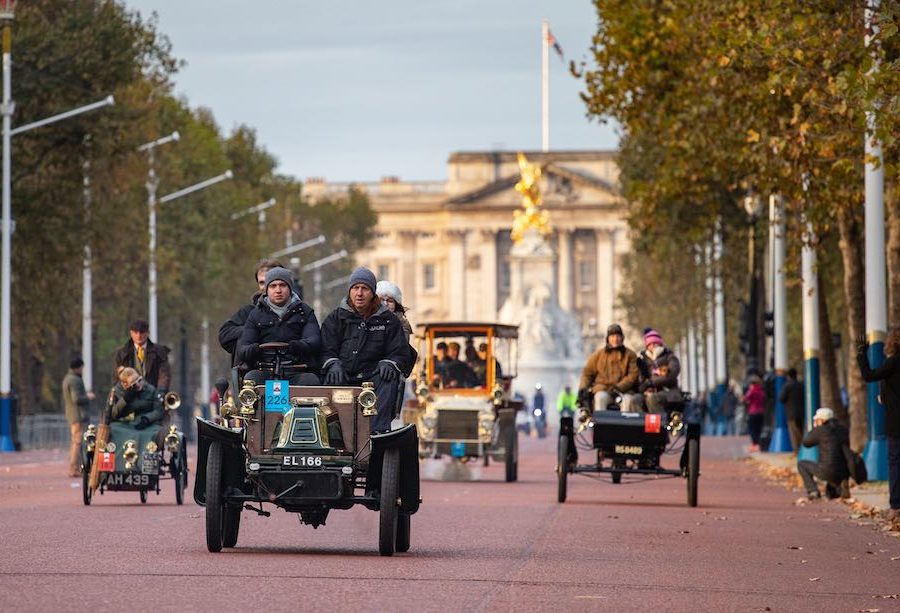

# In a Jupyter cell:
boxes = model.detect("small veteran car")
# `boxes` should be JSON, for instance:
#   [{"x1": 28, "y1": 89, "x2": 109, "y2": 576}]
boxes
[
  {"x1": 557, "y1": 392, "x2": 701, "y2": 506},
  {"x1": 195, "y1": 342, "x2": 421, "y2": 556},
  {"x1": 401, "y1": 322, "x2": 522, "y2": 481},
  {"x1": 82, "y1": 393, "x2": 188, "y2": 506}
]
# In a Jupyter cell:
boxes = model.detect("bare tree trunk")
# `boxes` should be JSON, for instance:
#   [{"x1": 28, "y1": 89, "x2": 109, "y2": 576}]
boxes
[
  {"x1": 817, "y1": 271, "x2": 844, "y2": 422},
  {"x1": 887, "y1": 182, "x2": 900, "y2": 326},
  {"x1": 836, "y1": 207, "x2": 868, "y2": 450}
]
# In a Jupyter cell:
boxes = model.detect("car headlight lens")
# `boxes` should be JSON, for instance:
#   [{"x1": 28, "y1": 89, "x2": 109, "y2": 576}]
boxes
[
  {"x1": 122, "y1": 440, "x2": 138, "y2": 469},
  {"x1": 164, "y1": 426, "x2": 180, "y2": 452},
  {"x1": 238, "y1": 382, "x2": 258, "y2": 413},
  {"x1": 145, "y1": 441, "x2": 158, "y2": 453},
  {"x1": 83, "y1": 425, "x2": 97, "y2": 452},
  {"x1": 491, "y1": 384, "x2": 504, "y2": 406},
  {"x1": 358, "y1": 382, "x2": 377, "y2": 416},
  {"x1": 667, "y1": 411, "x2": 684, "y2": 434}
]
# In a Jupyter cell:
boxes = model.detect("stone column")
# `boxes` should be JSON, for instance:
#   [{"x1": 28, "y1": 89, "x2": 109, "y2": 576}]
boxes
[
  {"x1": 595, "y1": 229, "x2": 614, "y2": 327},
  {"x1": 398, "y1": 231, "x2": 418, "y2": 314},
  {"x1": 447, "y1": 230, "x2": 468, "y2": 320},
  {"x1": 557, "y1": 228, "x2": 573, "y2": 312},
  {"x1": 480, "y1": 229, "x2": 498, "y2": 320}
]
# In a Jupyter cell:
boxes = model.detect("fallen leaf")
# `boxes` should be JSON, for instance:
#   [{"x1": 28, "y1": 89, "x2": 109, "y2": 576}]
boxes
[
  {"x1": 679, "y1": 530, "x2": 690, "y2": 534},
  {"x1": 891, "y1": 556, "x2": 900, "y2": 561},
  {"x1": 788, "y1": 546, "x2": 804, "y2": 550},
  {"x1": 809, "y1": 577, "x2": 820, "y2": 582},
  {"x1": 801, "y1": 560, "x2": 808, "y2": 563}
]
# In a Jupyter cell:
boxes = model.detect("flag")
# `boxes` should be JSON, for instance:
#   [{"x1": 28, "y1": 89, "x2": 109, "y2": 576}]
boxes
[{"x1": 547, "y1": 29, "x2": 565, "y2": 62}]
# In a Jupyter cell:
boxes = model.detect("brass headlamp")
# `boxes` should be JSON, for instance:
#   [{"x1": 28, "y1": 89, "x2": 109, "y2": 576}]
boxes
[
  {"x1": 122, "y1": 440, "x2": 138, "y2": 469},
  {"x1": 667, "y1": 411, "x2": 684, "y2": 434},
  {"x1": 238, "y1": 381, "x2": 259, "y2": 416},
  {"x1": 491, "y1": 383, "x2": 504, "y2": 406},
  {"x1": 358, "y1": 382, "x2": 377, "y2": 417},
  {"x1": 83, "y1": 424, "x2": 97, "y2": 453},
  {"x1": 164, "y1": 425, "x2": 180, "y2": 453}
]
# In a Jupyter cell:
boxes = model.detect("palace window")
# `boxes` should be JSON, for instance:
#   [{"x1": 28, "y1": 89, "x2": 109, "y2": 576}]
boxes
[
  {"x1": 377, "y1": 264, "x2": 390, "y2": 281},
  {"x1": 423, "y1": 263, "x2": 436, "y2": 290},
  {"x1": 578, "y1": 260, "x2": 594, "y2": 290},
  {"x1": 499, "y1": 260, "x2": 511, "y2": 291}
]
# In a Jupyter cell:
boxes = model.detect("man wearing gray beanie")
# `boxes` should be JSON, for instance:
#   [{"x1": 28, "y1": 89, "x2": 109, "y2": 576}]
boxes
[{"x1": 319, "y1": 266, "x2": 412, "y2": 432}]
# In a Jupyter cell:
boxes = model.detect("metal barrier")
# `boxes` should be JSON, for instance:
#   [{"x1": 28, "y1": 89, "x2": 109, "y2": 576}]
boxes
[{"x1": 17, "y1": 414, "x2": 70, "y2": 450}]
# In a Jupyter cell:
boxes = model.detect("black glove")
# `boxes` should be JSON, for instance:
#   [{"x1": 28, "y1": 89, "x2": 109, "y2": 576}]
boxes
[
  {"x1": 245, "y1": 343, "x2": 261, "y2": 361},
  {"x1": 324, "y1": 362, "x2": 346, "y2": 385},
  {"x1": 288, "y1": 340, "x2": 307, "y2": 357},
  {"x1": 378, "y1": 361, "x2": 398, "y2": 382},
  {"x1": 123, "y1": 387, "x2": 138, "y2": 401},
  {"x1": 136, "y1": 416, "x2": 150, "y2": 429},
  {"x1": 855, "y1": 335, "x2": 869, "y2": 354}
]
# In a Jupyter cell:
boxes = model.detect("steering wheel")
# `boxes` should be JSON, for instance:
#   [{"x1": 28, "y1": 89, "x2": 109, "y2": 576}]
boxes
[{"x1": 259, "y1": 342, "x2": 290, "y2": 353}]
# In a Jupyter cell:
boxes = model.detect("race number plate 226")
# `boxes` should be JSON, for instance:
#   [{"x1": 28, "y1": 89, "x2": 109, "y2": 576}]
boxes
[{"x1": 265, "y1": 380, "x2": 291, "y2": 413}]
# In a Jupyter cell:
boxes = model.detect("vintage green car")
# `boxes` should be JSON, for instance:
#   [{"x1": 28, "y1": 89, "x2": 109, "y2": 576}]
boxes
[
  {"x1": 195, "y1": 342, "x2": 421, "y2": 556},
  {"x1": 81, "y1": 393, "x2": 188, "y2": 505},
  {"x1": 401, "y1": 322, "x2": 522, "y2": 481}
]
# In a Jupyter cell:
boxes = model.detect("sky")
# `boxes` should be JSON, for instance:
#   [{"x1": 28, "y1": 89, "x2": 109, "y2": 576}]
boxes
[{"x1": 122, "y1": 1, "x2": 620, "y2": 182}]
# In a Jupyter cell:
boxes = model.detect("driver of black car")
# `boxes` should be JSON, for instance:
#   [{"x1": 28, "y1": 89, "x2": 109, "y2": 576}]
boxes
[{"x1": 237, "y1": 266, "x2": 322, "y2": 385}]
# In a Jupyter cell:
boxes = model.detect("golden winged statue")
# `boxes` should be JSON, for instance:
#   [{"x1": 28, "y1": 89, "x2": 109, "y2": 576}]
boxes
[{"x1": 511, "y1": 152, "x2": 550, "y2": 244}]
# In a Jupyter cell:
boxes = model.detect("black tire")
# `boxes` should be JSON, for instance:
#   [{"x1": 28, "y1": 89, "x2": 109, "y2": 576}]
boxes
[
  {"x1": 557, "y1": 436, "x2": 568, "y2": 503},
  {"x1": 139, "y1": 488, "x2": 148, "y2": 504},
  {"x1": 504, "y1": 427, "x2": 518, "y2": 482},
  {"x1": 206, "y1": 441, "x2": 225, "y2": 552},
  {"x1": 223, "y1": 505, "x2": 241, "y2": 548},
  {"x1": 81, "y1": 461, "x2": 92, "y2": 506},
  {"x1": 687, "y1": 437, "x2": 699, "y2": 507},
  {"x1": 612, "y1": 458, "x2": 623, "y2": 484},
  {"x1": 395, "y1": 512, "x2": 411, "y2": 553},
  {"x1": 379, "y1": 448, "x2": 400, "y2": 556},
  {"x1": 173, "y1": 453, "x2": 185, "y2": 505}
]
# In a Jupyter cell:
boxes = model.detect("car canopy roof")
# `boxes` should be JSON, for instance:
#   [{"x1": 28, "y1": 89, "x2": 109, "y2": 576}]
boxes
[{"x1": 414, "y1": 322, "x2": 519, "y2": 339}]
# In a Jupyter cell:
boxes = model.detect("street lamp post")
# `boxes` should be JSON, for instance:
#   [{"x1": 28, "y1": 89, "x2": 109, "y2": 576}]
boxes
[
  {"x1": 231, "y1": 197, "x2": 276, "y2": 231},
  {"x1": 137, "y1": 132, "x2": 179, "y2": 342},
  {"x1": 301, "y1": 250, "x2": 348, "y2": 316}
]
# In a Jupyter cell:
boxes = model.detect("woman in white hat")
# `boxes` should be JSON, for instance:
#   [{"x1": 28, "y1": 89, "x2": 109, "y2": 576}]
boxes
[{"x1": 376, "y1": 280, "x2": 412, "y2": 340}]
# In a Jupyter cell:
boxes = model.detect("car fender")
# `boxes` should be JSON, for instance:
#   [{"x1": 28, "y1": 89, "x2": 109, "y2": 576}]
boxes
[
  {"x1": 369, "y1": 424, "x2": 420, "y2": 514},
  {"x1": 193, "y1": 418, "x2": 245, "y2": 506}
]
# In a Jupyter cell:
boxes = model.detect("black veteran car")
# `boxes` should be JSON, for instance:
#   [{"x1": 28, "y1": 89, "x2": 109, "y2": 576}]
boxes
[
  {"x1": 401, "y1": 323, "x2": 522, "y2": 481},
  {"x1": 557, "y1": 391, "x2": 701, "y2": 506},
  {"x1": 82, "y1": 392, "x2": 188, "y2": 505},
  {"x1": 195, "y1": 342, "x2": 421, "y2": 556}
]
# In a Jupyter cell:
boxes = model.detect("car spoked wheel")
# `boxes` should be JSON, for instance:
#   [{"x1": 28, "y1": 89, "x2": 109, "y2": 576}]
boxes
[
  {"x1": 395, "y1": 512, "x2": 411, "y2": 553},
  {"x1": 206, "y1": 441, "x2": 225, "y2": 552},
  {"x1": 557, "y1": 437, "x2": 569, "y2": 503},
  {"x1": 379, "y1": 447, "x2": 400, "y2": 556},
  {"x1": 223, "y1": 504, "x2": 241, "y2": 548},
  {"x1": 686, "y1": 437, "x2": 699, "y2": 507},
  {"x1": 504, "y1": 427, "x2": 518, "y2": 483}
]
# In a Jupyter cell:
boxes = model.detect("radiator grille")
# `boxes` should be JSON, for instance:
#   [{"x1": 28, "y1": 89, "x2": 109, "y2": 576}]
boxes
[{"x1": 435, "y1": 410, "x2": 479, "y2": 441}]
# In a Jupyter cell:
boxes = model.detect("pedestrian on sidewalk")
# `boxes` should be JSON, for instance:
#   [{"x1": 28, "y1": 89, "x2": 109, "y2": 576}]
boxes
[
  {"x1": 797, "y1": 407, "x2": 850, "y2": 500},
  {"x1": 779, "y1": 368, "x2": 805, "y2": 454},
  {"x1": 62, "y1": 358, "x2": 94, "y2": 477},
  {"x1": 856, "y1": 328, "x2": 900, "y2": 520},
  {"x1": 743, "y1": 375, "x2": 765, "y2": 452}
]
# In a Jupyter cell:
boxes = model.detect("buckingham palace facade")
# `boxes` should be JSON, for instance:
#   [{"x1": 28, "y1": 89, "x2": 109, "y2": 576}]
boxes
[{"x1": 303, "y1": 150, "x2": 629, "y2": 343}]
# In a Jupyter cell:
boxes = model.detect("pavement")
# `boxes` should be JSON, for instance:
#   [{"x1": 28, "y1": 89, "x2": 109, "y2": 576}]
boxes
[
  {"x1": 2, "y1": 434, "x2": 900, "y2": 611},
  {"x1": 747, "y1": 448, "x2": 893, "y2": 513}
]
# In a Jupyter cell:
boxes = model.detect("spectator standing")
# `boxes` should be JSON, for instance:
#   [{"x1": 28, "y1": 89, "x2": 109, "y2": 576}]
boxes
[
  {"x1": 778, "y1": 368, "x2": 805, "y2": 454},
  {"x1": 62, "y1": 358, "x2": 93, "y2": 477},
  {"x1": 744, "y1": 374, "x2": 766, "y2": 452},
  {"x1": 857, "y1": 329, "x2": 900, "y2": 520}
]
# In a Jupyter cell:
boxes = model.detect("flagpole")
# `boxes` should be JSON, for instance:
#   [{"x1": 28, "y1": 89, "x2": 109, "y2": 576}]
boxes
[{"x1": 541, "y1": 19, "x2": 549, "y2": 152}]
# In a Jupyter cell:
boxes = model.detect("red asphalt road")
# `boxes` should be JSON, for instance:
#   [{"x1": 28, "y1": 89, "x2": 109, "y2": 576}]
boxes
[{"x1": 1, "y1": 435, "x2": 898, "y2": 612}]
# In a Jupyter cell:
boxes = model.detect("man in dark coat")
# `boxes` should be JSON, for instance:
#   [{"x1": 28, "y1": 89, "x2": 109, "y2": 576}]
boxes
[
  {"x1": 320, "y1": 267, "x2": 411, "y2": 433},
  {"x1": 114, "y1": 319, "x2": 170, "y2": 393},
  {"x1": 857, "y1": 330, "x2": 900, "y2": 519},
  {"x1": 218, "y1": 258, "x2": 283, "y2": 366},
  {"x1": 797, "y1": 407, "x2": 850, "y2": 500},
  {"x1": 237, "y1": 267, "x2": 321, "y2": 385},
  {"x1": 779, "y1": 368, "x2": 805, "y2": 453}
]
